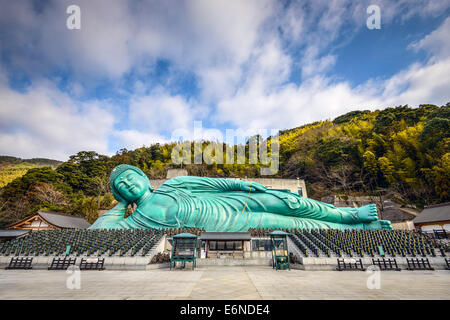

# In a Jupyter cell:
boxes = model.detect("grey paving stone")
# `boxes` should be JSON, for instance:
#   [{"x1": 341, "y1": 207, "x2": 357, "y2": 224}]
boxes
[{"x1": 0, "y1": 267, "x2": 448, "y2": 299}]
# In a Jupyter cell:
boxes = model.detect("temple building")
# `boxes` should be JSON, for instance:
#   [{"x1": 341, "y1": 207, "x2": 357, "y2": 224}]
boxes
[
  {"x1": 5, "y1": 210, "x2": 91, "y2": 231},
  {"x1": 413, "y1": 203, "x2": 450, "y2": 232},
  {"x1": 0, "y1": 229, "x2": 30, "y2": 243}
]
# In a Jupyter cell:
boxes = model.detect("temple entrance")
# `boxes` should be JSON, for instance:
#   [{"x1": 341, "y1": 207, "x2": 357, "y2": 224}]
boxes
[
  {"x1": 207, "y1": 240, "x2": 244, "y2": 258},
  {"x1": 199, "y1": 232, "x2": 251, "y2": 259}
]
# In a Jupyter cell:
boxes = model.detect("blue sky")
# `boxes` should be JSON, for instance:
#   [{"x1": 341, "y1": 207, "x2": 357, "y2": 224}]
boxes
[{"x1": 0, "y1": 0, "x2": 449, "y2": 160}]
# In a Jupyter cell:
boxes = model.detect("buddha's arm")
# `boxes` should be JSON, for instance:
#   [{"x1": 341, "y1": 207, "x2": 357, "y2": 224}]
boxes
[
  {"x1": 163, "y1": 176, "x2": 266, "y2": 193},
  {"x1": 89, "y1": 202, "x2": 127, "y2": 229}
]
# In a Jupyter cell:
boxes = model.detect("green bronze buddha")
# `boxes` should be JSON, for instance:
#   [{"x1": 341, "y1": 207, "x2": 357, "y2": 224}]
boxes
[{"x1": 89, "y1": 164, "x2": 392, "y2": 231}]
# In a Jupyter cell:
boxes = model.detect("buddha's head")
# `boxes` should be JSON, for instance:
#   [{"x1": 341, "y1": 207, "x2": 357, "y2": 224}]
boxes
[{"x1": 110, "y1": 164, "x2": 154, "y2": 203}]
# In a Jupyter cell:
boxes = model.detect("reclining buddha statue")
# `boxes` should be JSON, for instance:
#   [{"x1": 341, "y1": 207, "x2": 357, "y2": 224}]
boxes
[{"x1": 89, "y1": 164, "x2": 392, "y2": 231}]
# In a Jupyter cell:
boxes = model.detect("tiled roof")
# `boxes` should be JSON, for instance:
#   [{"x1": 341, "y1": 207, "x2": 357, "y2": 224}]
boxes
[
  {"x1": 38, "y1": 211, "x2": 91, "y2": 229},
  {"x1": 413, "y1": 203, "x2": 450, "y2": 224},
  {"x1": 0, "y1": 229, "x2": 31, "y2": 238}
]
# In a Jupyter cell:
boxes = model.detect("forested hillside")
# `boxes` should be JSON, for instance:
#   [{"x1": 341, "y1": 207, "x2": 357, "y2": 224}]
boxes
[
  {"x1": 0, "y1": 103, "x2": 448, "y2": 227},
  {"x1": 0, "y1": 157, "x2": 62, "y2": 189}
]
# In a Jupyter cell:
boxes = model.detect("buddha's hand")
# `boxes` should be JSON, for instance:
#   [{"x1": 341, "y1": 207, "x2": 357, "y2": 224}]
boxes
[
  {"x1": 240, "y1": 181, "x2": 267, "y2": 193},
  {"x1": 117, "y1": 200, "x2": 130, "y2": 211},
  {"x1": 98, "y1": 201, "x2": 129, "y2": 219},
  {"x1": 89, "y1": 201, "x2": 129, "y2": 229}
]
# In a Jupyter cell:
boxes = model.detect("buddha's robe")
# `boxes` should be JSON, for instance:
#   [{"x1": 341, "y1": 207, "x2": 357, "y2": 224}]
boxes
[{"x1": 108, "y1": 176, "x2": 366, "y2": 231}]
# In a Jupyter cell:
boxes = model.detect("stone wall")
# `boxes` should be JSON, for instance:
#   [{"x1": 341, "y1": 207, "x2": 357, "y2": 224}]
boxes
[
  {"x1": 391, "y1": 221, "x2": 415, "y2": 230},
  {"x1": 165, "y1": 169, "x2": 188, "y2": 179}
]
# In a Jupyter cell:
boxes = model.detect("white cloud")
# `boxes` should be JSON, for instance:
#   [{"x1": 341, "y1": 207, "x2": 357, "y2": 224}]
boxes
[
  {"x1": 128, "y1": 88, "x2": 199, "y2": 135},
  {"x1": 409, "y1": 17, "x2": 450, "y2": 60},
  {"x1": 0, "y1": 78, "x2": 115, "y2": 160},
  {"x1": 0, "y1": 0, "x2": 273, "y2": 81},
  {"x1": 1, "y1": 0, "x2": 448, "y2": 79},
  {"x1": 380, "y1": 59, "x2": 450, "y2": 105},
  {"x1": 300, "y1": 49, "x2": 337, "y2": 79},
  {"x1": 112, "y1": 130, "x2": 167, "y2": 151},
  {"x1": 215, "y1": 57, "x2": 450, "y2": 132},
  {"x1": 0, "y1": 1, "x2": 134, "y2": 79},
  {"x1": 348, "y1": 0, "x2": 450, "y2": 25},
  {"x1": 210, "y1": 11, "x2": 450, "y2": 133}
]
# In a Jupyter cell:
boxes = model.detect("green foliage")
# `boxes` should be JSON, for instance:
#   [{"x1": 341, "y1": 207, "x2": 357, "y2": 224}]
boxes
[
  {"x1": 0, "y1": 163, "x2": 35, "y2": 188},
  {"x1": 373, "y1": 104, "x2": 437, "y2": 134},
  {"x1": 314, "y1": 137, "x2": 347, "y2": 165},
  {"x1": 420, "y1": 107, "x2": 450, "y2": 149},
  {"x1": 363, "y1": 151, "x2": 377, "y2": 175},
  {"x1": 0, "y1": 156, "x2": 62, "y2": 167},
  {"x1": 378, "y1": 157, "x2": 396, "y2": 184},
  {"x1": 281, "y1": 103, "x2": 449, "y2": 204},
  {"x1": 333, "y1": 110, "x2": 370, "y2": 124},
  {"x1": 0, "y1": 156, "x2": 62, "y2": 189}
]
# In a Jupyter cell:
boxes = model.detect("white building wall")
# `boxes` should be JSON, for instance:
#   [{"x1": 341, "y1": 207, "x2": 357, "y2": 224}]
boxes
[{"x1": 421, "y1": 225, "x2": 443, "y2": 232}]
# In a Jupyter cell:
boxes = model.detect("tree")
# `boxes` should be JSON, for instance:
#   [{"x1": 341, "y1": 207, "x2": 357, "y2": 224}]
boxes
[
  {"x1": 432, "y1": 153, "x2": 450, "y2": 201},
  {"x1": 378, "y1": 157, "x2": 395, "y2": 184},
  {"x1": 420, "y1": 117, "x2": 450, "y2": 150},
  {"x1": 31, "y1": 182, "x2": 68, "y2": 206},
  {"x1": 333, "y1": 110, "x2": 370, "y2": 124},
  {"x1": 363, "y1": 151, "x2": 377, "y2": 175}
]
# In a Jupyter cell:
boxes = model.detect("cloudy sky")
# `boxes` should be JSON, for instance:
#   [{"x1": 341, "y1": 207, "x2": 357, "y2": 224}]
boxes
[{"x1": 0, "y1": 0, "x2": 449, "y2": 160}]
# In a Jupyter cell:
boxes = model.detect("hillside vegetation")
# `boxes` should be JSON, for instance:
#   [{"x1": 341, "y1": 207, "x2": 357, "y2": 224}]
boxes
[
  {"x1": 0, "y1": 157, "x2": 62, "y2": 188},
  {"x1": 0, "y1": 103, "x2": 448, "y2": 228}
]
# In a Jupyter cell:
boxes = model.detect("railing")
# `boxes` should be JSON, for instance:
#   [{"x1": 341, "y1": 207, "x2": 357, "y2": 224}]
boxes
[
  {"x1": 336, "y1": 258, "x2": 364, "y2": 271},
  {"x1": 371, "y1": 258, "x2": 400, "y2": 271},
  {"x1": 406, "y1": 258, "x2": 434, "y2": 270},
  {"x1": 80, "y1": 258, "x2": 105, "y2": 270},
  {"x1": 48, "y1": 257, "x2": 76, "y2": 270},
  {"x1": 5, "y1": 257, "x2": 33, "y2": 270}
]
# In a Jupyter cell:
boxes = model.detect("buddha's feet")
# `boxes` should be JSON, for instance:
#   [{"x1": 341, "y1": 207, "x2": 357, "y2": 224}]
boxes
[
  {"x1": 363, "y1": 220, "x2": 392, "y2": 230},
  {"x1": 356, "y1": 204, "x2": 379, "y2": 223}
]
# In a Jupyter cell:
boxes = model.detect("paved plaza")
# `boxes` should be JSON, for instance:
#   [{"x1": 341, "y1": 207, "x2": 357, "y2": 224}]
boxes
[{"x1": 0, "y1": 266, "x2": 449, "y2": 300}]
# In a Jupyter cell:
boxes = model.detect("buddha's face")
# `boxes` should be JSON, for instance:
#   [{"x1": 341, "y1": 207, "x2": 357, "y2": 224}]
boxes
[{"x1": 113, "y1": 170, "x2": 148, "y2": 202}]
